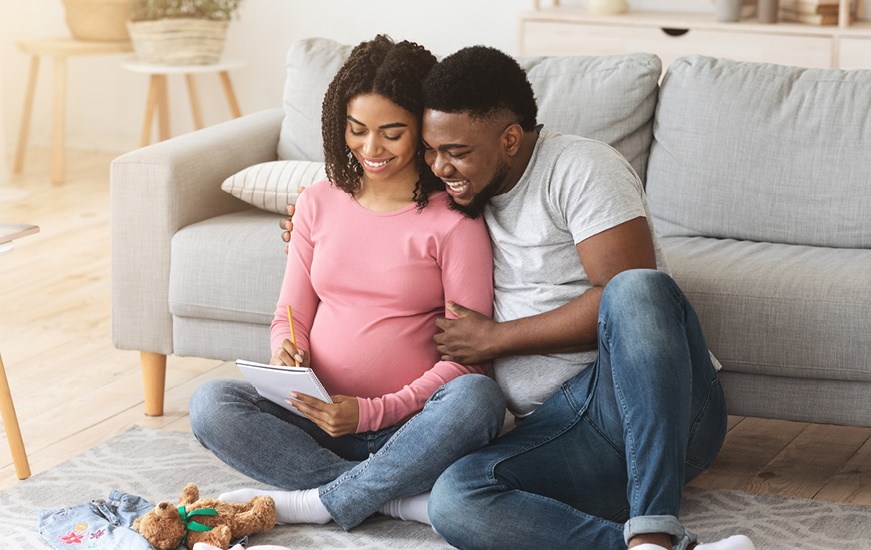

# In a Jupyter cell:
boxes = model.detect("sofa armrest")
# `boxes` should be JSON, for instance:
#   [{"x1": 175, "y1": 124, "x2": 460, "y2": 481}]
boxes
[{"x1": 110, "y1": 108, "x2": 285, "y2": 354}]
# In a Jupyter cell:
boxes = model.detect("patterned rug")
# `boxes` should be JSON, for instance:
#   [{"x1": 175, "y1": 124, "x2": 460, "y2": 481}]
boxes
[{"x1": 1, "y1": 426, "x2": 869, "y2": 549}]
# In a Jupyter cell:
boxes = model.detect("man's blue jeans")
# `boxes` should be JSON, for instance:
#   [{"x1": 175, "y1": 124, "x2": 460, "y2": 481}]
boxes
[
  {"x1": 190, "y1": 373, "x2": 505, "y2": 530},
  {"x1": 429, "y1": 270, "x2": 727, "y2": 550}
]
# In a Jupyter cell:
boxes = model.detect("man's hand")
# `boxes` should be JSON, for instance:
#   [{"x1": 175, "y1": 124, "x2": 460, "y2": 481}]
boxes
[
  {"x1": 280, "y1": 186, "x2": 305, "y2": 254},
  {"x1": 434, "y1": 301, "x2": 499, "y2": 364},
  {"x1": 290, "y1": 393, "x2": 359, "y2": 437}
]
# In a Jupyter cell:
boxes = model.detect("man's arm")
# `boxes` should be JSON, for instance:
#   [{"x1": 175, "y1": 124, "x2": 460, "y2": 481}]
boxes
[{"x1": 435, "y1": 216, "x2": 656, "y2": 364}]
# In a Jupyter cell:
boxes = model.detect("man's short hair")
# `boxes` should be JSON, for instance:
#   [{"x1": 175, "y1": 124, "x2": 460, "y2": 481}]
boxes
[{"x1": 424, "y1": 45, "x2": 538, "y2": 131}]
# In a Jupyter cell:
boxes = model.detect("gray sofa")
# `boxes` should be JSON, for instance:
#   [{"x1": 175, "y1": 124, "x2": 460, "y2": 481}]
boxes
[{"x1": 111, "y1": 38, "x2": 871, "y2": 425}]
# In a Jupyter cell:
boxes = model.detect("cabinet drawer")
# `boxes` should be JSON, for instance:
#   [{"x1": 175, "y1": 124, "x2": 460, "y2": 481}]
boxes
[
  {"x1": 520, "y1": 21, "x2": 833, "y2": 69},
  {"x1": 521, "y1": 21, "x2": 673, "y2": 57},
  {"x1": 684, "y1": 30, "x2": 832, "y2": 68},
  {"x1": 839, "y1": 37, "x2": 871, "y2": 69}
]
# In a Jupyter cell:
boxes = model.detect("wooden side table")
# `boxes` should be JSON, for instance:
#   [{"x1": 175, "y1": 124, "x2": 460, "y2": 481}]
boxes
[
  {"x1": 13, "y1": 38, "x2": 132, "y2": 184},
  {"x1": 121, "y1": 59, "x2": 243, "y2": 147},
  {"x1": 0, "y1": 223, "x2": 39, "y2": 480}
]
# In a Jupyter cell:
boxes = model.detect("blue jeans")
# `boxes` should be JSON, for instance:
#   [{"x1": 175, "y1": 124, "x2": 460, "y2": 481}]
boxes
[
  {"x1": 190, "y1": 373, "x2": 505, "y2": 530},
  {"x1": 429, "y1": 270, "x2": 727, "y2": 550},
  {"x1": 38, "y1": 490, "x2": 154, "y2": 549}
]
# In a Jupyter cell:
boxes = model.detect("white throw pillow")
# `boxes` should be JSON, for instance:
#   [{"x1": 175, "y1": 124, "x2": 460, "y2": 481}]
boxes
[{"x1": 222, "y1": 160, "x2": 327, "y2": 214}]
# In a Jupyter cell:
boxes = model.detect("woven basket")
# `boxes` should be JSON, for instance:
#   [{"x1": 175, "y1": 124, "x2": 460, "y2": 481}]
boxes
[
  {"x1": 62, "y1": 0, "x2": 131, "y2": 41},
  {"x1": 127, "y1": 19, "x2": 229, "y2": 65}
]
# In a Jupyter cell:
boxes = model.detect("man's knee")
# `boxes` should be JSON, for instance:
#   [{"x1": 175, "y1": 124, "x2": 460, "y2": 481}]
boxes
[
  {"x1": 601, "y1": 269, "x2": 681, "y2": 318},
  {"x1": 605, "y1": 269, "x2": 674, "y2": 297}
]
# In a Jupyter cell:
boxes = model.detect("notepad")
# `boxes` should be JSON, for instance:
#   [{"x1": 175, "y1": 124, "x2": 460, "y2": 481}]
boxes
[{"x1": 236, "y1": 359, "x2": 332, "y2": 417}]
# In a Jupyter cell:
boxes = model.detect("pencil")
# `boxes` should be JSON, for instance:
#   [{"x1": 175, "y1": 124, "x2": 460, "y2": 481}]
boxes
[{"x1": 286, "y1": 304, "x2": 300, "y2": 366}]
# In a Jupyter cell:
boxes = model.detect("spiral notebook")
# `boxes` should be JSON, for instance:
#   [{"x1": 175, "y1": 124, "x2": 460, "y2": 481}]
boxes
[{"x1": 236, "y1": 359, "x2": 332, "y2": 417}]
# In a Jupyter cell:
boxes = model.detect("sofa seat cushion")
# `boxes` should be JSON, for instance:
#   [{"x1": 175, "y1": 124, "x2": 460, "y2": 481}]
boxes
[
  {"x1": 662, "y1": 236, "x2": 871, "y2": 383},
  {"x1": 169, "y1": 209, "x2": 286, "y2": 325}
]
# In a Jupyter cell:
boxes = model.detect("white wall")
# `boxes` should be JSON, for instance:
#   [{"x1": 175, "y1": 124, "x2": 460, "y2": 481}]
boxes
[{"x1": 1, "y1": 0, "x2": 868, "y2": 156}]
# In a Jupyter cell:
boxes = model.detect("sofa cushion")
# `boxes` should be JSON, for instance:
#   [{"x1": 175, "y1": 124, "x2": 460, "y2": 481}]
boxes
[
  {"x1": 221, "y1": 160, "x2": 326, "y2": 214},
  {"x1": 277, "y1": 37, "x2": 353, "y2": 161},
  {"x1": 662, "y1": 236, "x2": 871, "y2": 383},
  {"x1": 518, "y1": 53, "x2": 661, "y2": 182},
  {"x1": 169, "y1": 209, "x2": 286, "y2": 328},
  {"x1": 647, "y1": 55, "x2": 871, "y2": 248}
]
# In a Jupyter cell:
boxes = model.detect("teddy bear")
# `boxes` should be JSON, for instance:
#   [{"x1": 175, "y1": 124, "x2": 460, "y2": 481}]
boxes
[{"x1": 133, "y1": 482, "x2": 276, "y2": 550}]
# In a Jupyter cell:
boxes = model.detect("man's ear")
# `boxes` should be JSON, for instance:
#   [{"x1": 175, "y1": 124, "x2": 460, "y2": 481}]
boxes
[{"x1": 502, "y1": 124, "x2": 524, "y2": 157}]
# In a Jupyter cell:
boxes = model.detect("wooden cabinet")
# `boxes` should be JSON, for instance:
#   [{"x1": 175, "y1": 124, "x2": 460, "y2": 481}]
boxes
[
  {"x1": 519, "y1": 8, "x2": 871, "y2": 70},
  {"x1": 839, "y1": 36, "x2": 871, "y2": 68}
]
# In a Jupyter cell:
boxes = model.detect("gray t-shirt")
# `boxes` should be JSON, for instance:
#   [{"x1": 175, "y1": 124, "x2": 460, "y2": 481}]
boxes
[{"x1": 484, "y1": 128, "x2": 669, "y2": 417}]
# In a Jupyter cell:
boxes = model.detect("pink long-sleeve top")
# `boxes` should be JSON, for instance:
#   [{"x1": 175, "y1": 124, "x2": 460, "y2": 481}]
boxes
[{"x1": 270, "y1": 180, "x2": 494, "y2": 433}]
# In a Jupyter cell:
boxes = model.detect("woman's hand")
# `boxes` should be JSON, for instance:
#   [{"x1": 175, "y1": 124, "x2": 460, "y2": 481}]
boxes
[
  {"x1": 270, "y1": 338, "x2": 310, "y2": 367},
  {"x1": 290, "y1": 394, "x2": 360, "y2": 437}
]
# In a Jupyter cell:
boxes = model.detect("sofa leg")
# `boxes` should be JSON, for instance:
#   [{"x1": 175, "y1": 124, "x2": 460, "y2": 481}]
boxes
[{"x1": 141, "y1": 351, "x2": 167, "y2": 417}]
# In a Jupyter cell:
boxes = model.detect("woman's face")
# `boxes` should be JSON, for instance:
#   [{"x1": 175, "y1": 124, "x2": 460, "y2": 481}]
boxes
[{"x1": 345, "y1": 93, "x2": 420, "y2": 185}]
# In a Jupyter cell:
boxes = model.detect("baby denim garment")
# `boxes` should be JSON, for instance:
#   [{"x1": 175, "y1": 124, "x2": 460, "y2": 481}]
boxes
[{"x1": 38, "y1": 490, "x2": 154, "y2": 549}]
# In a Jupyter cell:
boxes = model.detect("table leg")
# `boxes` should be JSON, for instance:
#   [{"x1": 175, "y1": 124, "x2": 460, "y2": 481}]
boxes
[
  {"x1": 140, "y1": 75, "x2": 160, "y2": 147},
  {"x1": 219, "y1": 71, "x2": 242, "y2": 118},
  {"x1": 13, "y1": 56, "x2": 40, "y2": 175},
  {"x1": 156, "y1": 74, "x2": 171, "y2": 142},
  {"x1": 185, "y1": 74, "x2": 204, "y2": 130},
  {"x1": 51, "y1": 56, "x2": 67, "y2": 184},
  {"x1": 0, "y1": 354, "x2": 31, "y2": 480}
]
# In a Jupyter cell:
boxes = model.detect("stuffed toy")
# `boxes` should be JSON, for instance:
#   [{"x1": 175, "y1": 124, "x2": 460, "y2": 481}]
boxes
[{"x1": 133, "y1": 483, "x2": 276, "y2": 550}]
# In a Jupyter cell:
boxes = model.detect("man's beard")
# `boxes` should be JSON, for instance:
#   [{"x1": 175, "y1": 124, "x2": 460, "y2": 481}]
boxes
[{"x1": 447, "y1": 163, "x2": 510, "y2": 219}]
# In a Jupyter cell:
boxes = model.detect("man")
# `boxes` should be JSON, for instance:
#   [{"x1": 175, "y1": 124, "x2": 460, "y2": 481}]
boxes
[
  {"x1": 282, "y1": 46, "x2": 753, "y2": 550},
  {"x1": 417, "y1": 47, "x2": 753, "y2": 550}
]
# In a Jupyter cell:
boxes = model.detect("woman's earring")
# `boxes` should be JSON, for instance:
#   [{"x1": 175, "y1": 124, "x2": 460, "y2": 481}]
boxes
[{"x1": 347, "y1": 147, "x2": 362, "y2": 175}]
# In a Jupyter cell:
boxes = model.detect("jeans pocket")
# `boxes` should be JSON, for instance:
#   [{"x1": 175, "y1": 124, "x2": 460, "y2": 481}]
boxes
[
  {"x1": 562, "y1": 363, "x2": 597, "y2": 415},
  {"x1": 685, "y1": 378, "x2": 727, "y2": 473}
]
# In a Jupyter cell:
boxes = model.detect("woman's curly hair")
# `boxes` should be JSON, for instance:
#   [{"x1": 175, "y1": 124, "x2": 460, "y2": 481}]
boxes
[
  {"x1": 423, "y1": 45, "x2": 538, "y2": 131},
  {"x1": 322, "y1": 35, "x2": 442, "y2": 209}
]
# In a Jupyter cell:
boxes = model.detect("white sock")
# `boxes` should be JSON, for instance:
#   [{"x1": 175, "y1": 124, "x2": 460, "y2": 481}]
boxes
[
  {"x1": 218, "y1": 488, "x2": 332, "y2": 525},
  {"x1": 378, "y1": 491, "x2": 431, "y2": 525},
  {"x1": 629, "y1": 545, "x2": 669, "y2": 550},
  {"x1": 696, "y1": 535, "x2": 755, "y2": 550}
]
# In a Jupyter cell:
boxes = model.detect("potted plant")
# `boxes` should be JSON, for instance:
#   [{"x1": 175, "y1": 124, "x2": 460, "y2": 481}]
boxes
[
  {"x1": 587, "y1": 0, "x2": 628, "y2": 14},
  {"x1": 61, "y1": 0, "x2": 131, "y2": 41},
  {"x1": 127, "y1": 0, "x2": 243, "y2": 65}
]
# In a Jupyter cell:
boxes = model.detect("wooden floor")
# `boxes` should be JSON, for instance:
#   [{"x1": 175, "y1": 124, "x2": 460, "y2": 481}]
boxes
[{"x1": 1, "y1": 149, "x2": 870, "y2": 505}]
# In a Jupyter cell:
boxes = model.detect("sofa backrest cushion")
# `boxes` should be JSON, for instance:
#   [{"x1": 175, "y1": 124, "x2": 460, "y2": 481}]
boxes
[
  {"x1": 647, "y1": 55, "x2": 871, "y2": 248},
  {"x1": 278, "y1": 38, "x2": 661, "y2": 179},
  {"x1": 518, "y1": 53, "x2": 661, "y2": 182},
  {"x1": 278, "y1": 38, "x2": 353, "y2": 161}
]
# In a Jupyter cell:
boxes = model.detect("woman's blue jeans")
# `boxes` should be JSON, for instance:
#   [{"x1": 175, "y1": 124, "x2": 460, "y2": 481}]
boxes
[
  {"x1": 189, "y1": 372, "x2": 505, "y2": 530},
  {"x1": 429, "y1": 270, "x2": 727, "y2": 550}
]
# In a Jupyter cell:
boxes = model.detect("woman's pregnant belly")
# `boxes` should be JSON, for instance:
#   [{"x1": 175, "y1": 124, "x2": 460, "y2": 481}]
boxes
[{"x1": 307, "y1": 305, "x2": 441, "y2": 399}]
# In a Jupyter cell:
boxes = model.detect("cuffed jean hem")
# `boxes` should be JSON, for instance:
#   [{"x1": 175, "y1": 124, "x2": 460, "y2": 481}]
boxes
[{"x1": 624, "y1": 514, "x2": 697, "y2": 550}]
